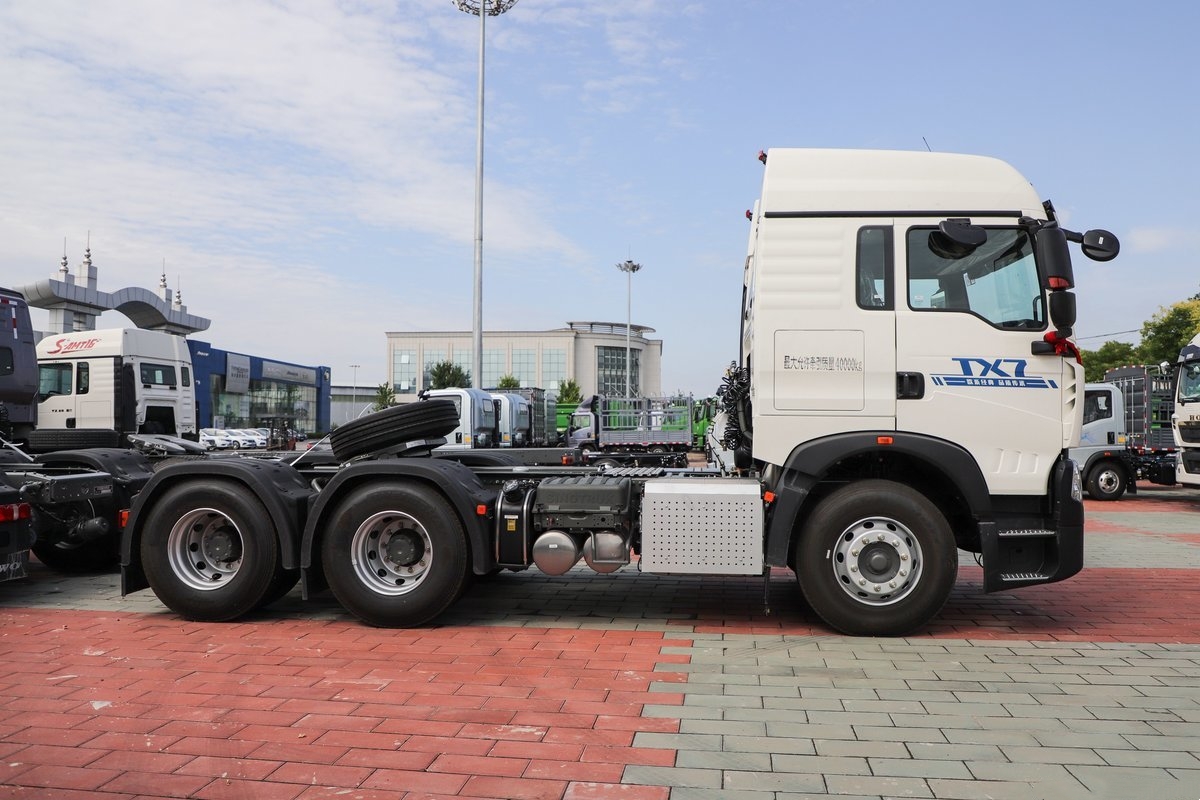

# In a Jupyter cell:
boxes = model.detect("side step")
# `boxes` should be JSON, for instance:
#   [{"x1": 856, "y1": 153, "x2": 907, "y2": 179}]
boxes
[{"x1": 982, "y1": 523, "x2": 1082, "y2": 593}]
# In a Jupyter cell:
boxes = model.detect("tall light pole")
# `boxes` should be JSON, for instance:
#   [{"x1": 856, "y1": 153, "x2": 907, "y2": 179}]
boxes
[
  {"x1": 349, "y1": 364, "x2": 361, "y2": 422},
  {"x1": 616, "y1": 260, "x2": 642, "y2": 397},
  {"x1": 453, "y1": 0, "x2": 519, "y2": 388}
]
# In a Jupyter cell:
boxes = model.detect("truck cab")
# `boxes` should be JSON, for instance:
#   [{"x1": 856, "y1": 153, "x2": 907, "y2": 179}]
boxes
[
  {"x1": 35, "y1": 328, "x2": 197, "y2": 449},
  {"x1": 1175, "y1": 334, "x2": 1200, "y2": 485},
  {"x1": 490, "y1": 392, "x2": 532, "y2": 447},
  {"x1": 421, "y1": 387, "x2": 498, "y2": 449}
]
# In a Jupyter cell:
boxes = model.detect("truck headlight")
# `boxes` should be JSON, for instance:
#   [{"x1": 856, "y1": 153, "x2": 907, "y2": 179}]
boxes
[{"x1": 1070, "y1": 461, "x2": 1083, "y2": 503}]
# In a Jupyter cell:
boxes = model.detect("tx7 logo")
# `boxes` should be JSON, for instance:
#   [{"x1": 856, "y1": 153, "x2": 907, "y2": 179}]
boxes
[{"x1": 931, "y1": 358, "x2": 1058, "y2": 389}]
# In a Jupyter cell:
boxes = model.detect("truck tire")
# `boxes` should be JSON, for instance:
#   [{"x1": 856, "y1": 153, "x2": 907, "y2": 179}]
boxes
[
  {"x1": 139, "y1": 482, "x2": 282, "y2": 621},
  {"x1": 794, "y1": 480, "x2": 957, "y2": 636},
  {"x1": 329, "y1": 400, "x2": 460, "y2": 461},
  {"x1": 1085, "y1": 460, "x2": 1126, "y2": 500},
  {"x1": 320, "y1": 482, "x2": 469, "y2": 627}
]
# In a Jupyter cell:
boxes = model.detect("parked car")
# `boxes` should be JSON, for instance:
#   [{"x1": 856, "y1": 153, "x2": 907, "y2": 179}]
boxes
[
  {"x1": 199, "y1": 428, "x2": 234, "y2": 450},
  {"x1": 235, "y1": 429, "x2": 268, "y2": 448},
  {"x1": 220, "y1": 429, "x2": 258, "y2": 449}
]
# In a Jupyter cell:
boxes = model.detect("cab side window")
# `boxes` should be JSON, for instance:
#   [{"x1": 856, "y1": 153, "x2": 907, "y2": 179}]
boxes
[{"x1": 856, "y1": 227, "x2": 893, "y2": 310}]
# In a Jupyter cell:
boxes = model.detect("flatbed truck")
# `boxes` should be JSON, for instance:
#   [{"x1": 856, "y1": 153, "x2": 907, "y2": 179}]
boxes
[{"x1": 32, "y1": 149, "x2": 1123, "y2": 636}]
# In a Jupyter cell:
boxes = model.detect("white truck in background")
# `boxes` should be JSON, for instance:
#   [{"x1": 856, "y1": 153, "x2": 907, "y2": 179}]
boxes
[
  {"x1": 1174, "y1": 333, "x2": 1200, "y2": 486},
  {"x1": 33, "y1": 328, "x2": 197, "y2": 452},
  {"x1": 490, "y1": 392, "x2": 532, "y2": 447},
  {"x1": 1072, "y1": 370, "x2": 1177, "y2": 500}
]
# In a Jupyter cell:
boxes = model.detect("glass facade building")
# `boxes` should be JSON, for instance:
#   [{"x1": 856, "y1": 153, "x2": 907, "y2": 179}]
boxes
[
  {"x1": 385, "y1": 322, "x2": 662, "y2": 403},
  {"x1": 187, "y1": 339, "x2": 332, "y2": 434}
]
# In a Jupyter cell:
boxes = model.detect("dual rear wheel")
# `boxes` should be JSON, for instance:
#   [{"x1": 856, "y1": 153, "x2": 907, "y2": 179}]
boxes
[{"x1": 139, "y1": 480, "x2": 468, "y2": 627}]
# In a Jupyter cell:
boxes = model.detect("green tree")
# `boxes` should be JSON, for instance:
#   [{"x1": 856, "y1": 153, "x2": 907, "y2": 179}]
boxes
[
  {"x1": 1139, "y1": 299, "x2": 1200, "y2": 367},
  {"x1": 494, "y1": 374, "x2": 520, "y2": 389},
  {"x1": 429, "y1": 360, "x2": 471, "y2": 389},
  {"x1": 1080, "y1": 340, "x2": 1139, "y2": 383},
  {"x1": 556, "y1": 378, "x2": 582, "y2": 406},
  {"x1": 371, "y1": 383, "x2": 395, "y2": 412}
]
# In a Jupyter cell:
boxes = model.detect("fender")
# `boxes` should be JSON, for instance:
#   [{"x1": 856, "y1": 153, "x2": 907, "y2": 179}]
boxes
[
  {"x1": 765, "y1": 431, "x2": 992, "y2": 566},
  {"x1": 120, "y1": 458, "x2": 314, "y2": 594},
  {"x1": 299, "y1": 458, "x2": 497, "y2": 589}
]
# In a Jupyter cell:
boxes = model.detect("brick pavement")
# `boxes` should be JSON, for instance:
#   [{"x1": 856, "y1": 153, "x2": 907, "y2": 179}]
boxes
[{"x1": 0, "y1": 485, "x2": 1197, "y2": 799}]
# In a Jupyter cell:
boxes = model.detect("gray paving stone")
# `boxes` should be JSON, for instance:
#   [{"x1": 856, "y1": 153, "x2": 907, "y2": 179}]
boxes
[
  {"x1": 670, "y1": 789, "x2": 777, "y2": 800},
  {"x1": 1095, "y1": 748, "x2": 1200, "y2": 768},
  {"x1": 813, "y1": 738, "x2": 908, "y2": 759},
  {"x1": 770, "y1": 753, "x2": 870, "y2": 776},
  {"x1": 965, "y1": 760, "x2": 1076, "y2": 782},
  {"x1": 825, "y1": 774, "x2": 934, "y2": 797},
  {"x1": 869, "y1": 757, "x2": 973, "y2": 779},
  {"x1": 725, "y1": 769, "x2": 827, "y2": 792},
  {"x1": 675, "y1": 749, "x2": 772, "y2": 771},
  {"x1": 722, "y1": 735, "x2": 817, "y2": 755},
  {"x1": 852, "y1": 725, "x2": 950, "y2": 744},
  {"x1": 678, "y1": 719, "x2": 767, "y2": 736},
  {"x1": 1065, "y1": 764, "x2": 1196, "y2": 800},
  {"x1": 924, "y1": 777, "x2": 1045, "y2": 800},
  {"x1": 906, "y1": 742, "x2": 1006, "y2": 761},
  {"x1": 999, "y1": 744, "x2": 1106, "y2": 765},
  {"x1": 622, "y1": 765, "x2": 722, "y2": 789}
]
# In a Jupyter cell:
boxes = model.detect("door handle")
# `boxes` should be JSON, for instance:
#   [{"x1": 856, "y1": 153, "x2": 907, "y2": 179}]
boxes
[{"x1": 896, "y1": 372, "x2": 925, "y2": 400}]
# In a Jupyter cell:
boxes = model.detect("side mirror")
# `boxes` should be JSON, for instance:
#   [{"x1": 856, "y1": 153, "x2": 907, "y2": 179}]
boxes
[
  {"x1": 1081, "y1": 229, "x2": 1120, "y2": 262},
  {"x1": 1036, "y1": 227, "x2": 1074, "y2": 290},
  {"x1": 1049, "y1": 290, "x2": 1076, "y2": 329}
]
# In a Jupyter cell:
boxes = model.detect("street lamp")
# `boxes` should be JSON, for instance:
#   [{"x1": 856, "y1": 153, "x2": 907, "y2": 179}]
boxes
[
  {"x1": 616, "y1": 260, "x2": 642, "y2": 397},
  {"x1": 349, "y1": 364, "x2": 361, "y2": 422},
  {"x1": 453, "y1": 0, "x2": 519, "y2": 388}
]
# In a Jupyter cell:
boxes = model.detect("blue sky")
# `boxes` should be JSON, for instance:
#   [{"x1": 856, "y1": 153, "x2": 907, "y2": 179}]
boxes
[{"x1": 3, "y1": 0, "x2": 1197, "y2": 394}]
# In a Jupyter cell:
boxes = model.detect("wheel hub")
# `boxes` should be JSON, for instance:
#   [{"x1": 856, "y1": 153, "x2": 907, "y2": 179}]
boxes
[
  {"x1": 831, "y1": 517, "x2": 924, "y2": 606},
  {"x1": 352, "y1": 512, "x2": 432, "y2": 595},
  {"x1": 167, "y1": 508, "x2": 245, "y2": 591}
]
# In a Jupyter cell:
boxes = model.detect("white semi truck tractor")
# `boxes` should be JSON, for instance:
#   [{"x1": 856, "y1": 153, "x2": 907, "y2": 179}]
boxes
[{"x1": 115, "y1": 149, "x2": 1120, "y2": 636}]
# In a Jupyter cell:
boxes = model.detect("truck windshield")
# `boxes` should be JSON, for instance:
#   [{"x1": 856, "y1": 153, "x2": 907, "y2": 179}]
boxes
[
  {"x1": 907, "y1": 227, "x2": 1044, "y2": 329},
  {"x1": 140, "y1": 363, "x2": 177, "y2": 387},
  {"x1": 1180, "y1": 363, "x2": 1200, "y2": 403}
]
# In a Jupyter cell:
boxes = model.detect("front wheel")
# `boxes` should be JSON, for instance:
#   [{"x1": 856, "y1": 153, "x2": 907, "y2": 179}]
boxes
[
  {"x1": 321, "y1": 483, "x2": 469, "y2": 627},
  {"x1": 1085, "y1": 460, "x2": 1126, "y2": 500},
  {"x1": 794, "y1": 480, "x2": 957, "y2": 636},
  {"x1": 139, "y1": 482, "x2": 281, "y2": 621}
]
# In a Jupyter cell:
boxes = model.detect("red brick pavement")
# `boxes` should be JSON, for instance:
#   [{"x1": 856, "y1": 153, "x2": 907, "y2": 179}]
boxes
[{"x1": 0, "y1": 613, "x2": 683, "y2": 799}]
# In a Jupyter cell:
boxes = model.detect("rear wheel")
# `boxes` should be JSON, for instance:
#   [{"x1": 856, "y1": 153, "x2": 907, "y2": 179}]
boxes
[
  {"x1": 140, "y1": 482, "x2": 281, "y2": 621},
  {"x1": 321, "y1": 482, "x2": 469, "y2": 627},
  {"x1": 1085, "y1": 460, "x2": 1126, "y2": 500},
  {"x1": 794, "y1": 480, "x2": 957, "y2": 636}
]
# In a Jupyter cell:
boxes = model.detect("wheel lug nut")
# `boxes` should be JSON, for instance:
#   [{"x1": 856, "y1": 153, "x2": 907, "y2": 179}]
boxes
[
  {"x1": 858, "y1": 579, "x2": 866, "y2": 586},
  {"x1": 850, "y1": 566, "x2": 858, "y2": 573}
]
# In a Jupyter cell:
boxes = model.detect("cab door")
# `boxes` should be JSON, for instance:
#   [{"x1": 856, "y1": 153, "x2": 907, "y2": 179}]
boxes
[
  {"x1": 37, "y1": 360, "x2": 79, "y2": 428},
  {"x1": 895, "y1": 220, "x2": 1066, "y2": 496}
]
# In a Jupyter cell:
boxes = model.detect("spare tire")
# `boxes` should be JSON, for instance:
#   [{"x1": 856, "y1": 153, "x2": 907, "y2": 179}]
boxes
[{"x1": 330, "y1": 400, "x2": 460, "y2": 461}]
